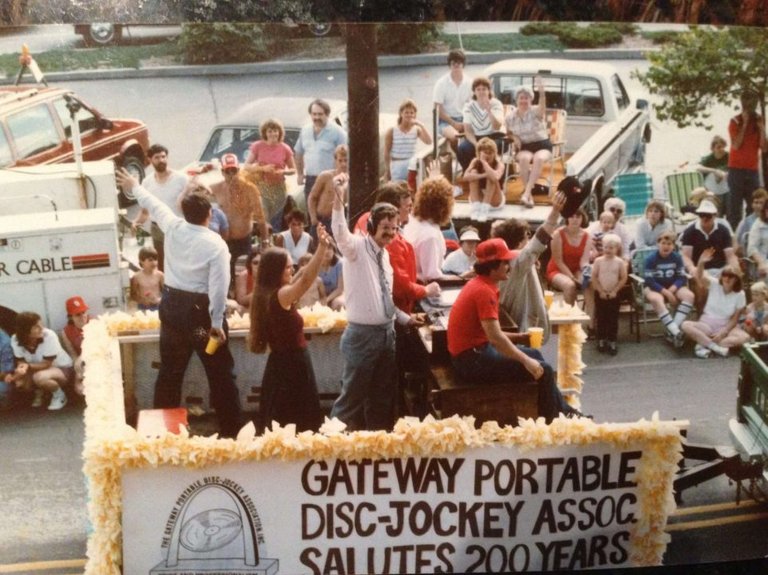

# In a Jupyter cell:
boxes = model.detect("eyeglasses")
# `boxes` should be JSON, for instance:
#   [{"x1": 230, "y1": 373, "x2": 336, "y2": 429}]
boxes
[
  {"x1": 609, "y1": 208, "x2": 623, "y2": 214},
  {"x1": 699, "y1": 214, "x2": 715, "y2": 219},
  {"x1": 223, "y1": 169, "x2": 238, "y2": 175}
]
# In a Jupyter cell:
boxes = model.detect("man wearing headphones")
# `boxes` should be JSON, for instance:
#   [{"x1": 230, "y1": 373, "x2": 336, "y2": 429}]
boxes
[{"x1": 330, "y1": 174, "x2": 423, "y2": 430}]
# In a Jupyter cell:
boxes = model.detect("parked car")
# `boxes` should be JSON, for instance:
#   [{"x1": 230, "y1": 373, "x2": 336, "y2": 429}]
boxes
[
  {"x1": 188, "y1": 96, "x2": 401, "y2": 208},
  {"x1": 0, "y1": 86, "x2": 149, "y2": 181}
]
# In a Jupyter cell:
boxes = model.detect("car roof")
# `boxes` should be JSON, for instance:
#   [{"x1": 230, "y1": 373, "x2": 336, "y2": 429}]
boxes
[
  {"x1": 219, "y1": 97, "x2": 348, "y2": 130},
  {"x1": 0, "y1": 87, "x2": 73, "y2": 114},
  {"x1": 483, "y1": 58, "x2": 618, "y2": 79}
]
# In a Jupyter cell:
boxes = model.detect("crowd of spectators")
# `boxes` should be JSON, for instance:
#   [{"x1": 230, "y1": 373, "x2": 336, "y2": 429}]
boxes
[{"x1": 7, "y1": 51, "x2": 766, "y2": 437}]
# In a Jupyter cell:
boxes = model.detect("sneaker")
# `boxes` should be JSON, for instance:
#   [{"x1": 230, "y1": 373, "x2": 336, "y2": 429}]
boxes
[
  {"x1": 597, "y1": 339, "x2": 607, "y2": 353},
  {"x1": 31, "y1": 389, "x2": 44, "y2": 408},
  {"x1": 673, "y1": 331, "x2": 686, "y2": 349},
  {"x1": 709, "y1": 343, "x2": 729, "y2": 357},
  {"x1": 694, "y1": 344, "x2": 711, "y2": 359},
  {"x1": 608, "y1": 341, "x2": 618, "y2": 356},
  {"x1": 477, "y1": 203, "x2": 489, "y2": 223},
  {"x1": 469, "y1": 202, "x2": 481, "y2": 221},
  {"x1": 47, "y1": 388, "x2": 67, "y2": 411}
]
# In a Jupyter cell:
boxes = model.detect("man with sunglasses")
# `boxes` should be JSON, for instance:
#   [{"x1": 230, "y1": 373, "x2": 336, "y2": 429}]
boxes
[
  {"x1": 681, "y1": 199, "x2": 740, "y2": 308},
  {"x1": 212, "y1": 153, "x2": 269, "y2": 286}
]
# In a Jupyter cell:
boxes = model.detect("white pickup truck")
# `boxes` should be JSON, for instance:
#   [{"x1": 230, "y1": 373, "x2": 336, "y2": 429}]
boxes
[{"x1": 423, "y1": 58, "x2": 652, "y2": 224}]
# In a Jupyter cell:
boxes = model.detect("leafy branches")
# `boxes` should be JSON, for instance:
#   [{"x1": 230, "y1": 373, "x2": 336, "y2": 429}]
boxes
[{"x1": 635, "y1": 27, "x2": 768, "y2": 128}]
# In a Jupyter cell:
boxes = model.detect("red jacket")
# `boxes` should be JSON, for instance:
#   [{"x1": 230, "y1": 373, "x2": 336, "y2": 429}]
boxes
[{"x1": 388, "y1": 233, "x2": 426, "y2": 313}]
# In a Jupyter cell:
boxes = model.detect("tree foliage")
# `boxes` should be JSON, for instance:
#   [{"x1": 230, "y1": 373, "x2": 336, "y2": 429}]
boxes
[{"x1": 635, "y1": 27, "x2": 768, "y2": 129}]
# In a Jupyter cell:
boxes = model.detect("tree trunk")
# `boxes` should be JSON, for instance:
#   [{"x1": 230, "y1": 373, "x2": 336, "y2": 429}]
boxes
[{"x1": 344, "y1": 23, "x2": 380, "y2": 228}]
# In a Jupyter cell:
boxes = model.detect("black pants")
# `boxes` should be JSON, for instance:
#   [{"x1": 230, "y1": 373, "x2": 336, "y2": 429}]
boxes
[
  {"x1": 154, "y1": 286, "x2": 242, "y2": 438},
  {"x1": 595, "y1": 294, "x2": 620, "y2": 341}
]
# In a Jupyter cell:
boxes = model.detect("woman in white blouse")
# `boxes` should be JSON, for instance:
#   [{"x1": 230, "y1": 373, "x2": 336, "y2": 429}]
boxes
[
  {"x1": 505, "y1": 76, "x2": 553, "y2": 208},
  {"x1": 457, "y1": 76, "x2": 504, "y2": 173}
]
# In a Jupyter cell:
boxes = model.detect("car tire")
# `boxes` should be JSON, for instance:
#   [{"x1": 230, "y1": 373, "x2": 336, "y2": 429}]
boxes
[
  {"x1": 118, "y1": 155, "x2": 145, "y2": 208},
  {"x1": 309, "y1": 22, "x2": 332, "y2": 37},
  {"x1": 83, "y1": 23, "x2": 123, "y2": 47}
]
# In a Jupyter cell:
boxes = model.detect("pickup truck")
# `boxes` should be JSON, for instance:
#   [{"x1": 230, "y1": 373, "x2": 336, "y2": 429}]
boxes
[{"x1": 419, "y1": 58, "x2": 652, "y2": 225}]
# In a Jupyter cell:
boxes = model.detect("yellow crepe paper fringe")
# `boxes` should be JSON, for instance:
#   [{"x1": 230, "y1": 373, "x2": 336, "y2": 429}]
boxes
[{"x1": 81, "y1": 318, "x2": 681, "y2": 573}]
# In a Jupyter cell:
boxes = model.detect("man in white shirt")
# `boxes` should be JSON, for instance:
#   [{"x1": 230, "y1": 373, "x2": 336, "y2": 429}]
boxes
[
  {"x1": 131, "y1": 144, "x2": 189, "y2": 271},
  {"x1": 432, "y1": 49, "x2": 472, "y2": 150},
  {"x1": 330, "y1": 174, "x2": 420, "y2": 430},
  {"x1": 117, "y1": 168, "x2": 242, "y2": 438}
]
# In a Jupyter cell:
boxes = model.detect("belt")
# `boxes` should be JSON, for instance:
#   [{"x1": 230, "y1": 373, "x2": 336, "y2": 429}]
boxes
[{"x1": 164, "y1": 285, "x2": 208, "y2": 303}]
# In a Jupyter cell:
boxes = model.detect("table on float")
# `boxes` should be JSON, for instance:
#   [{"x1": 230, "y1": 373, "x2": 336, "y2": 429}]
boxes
[{"x1": 117, "y1": 327, "x2": 343, "y2": 417}]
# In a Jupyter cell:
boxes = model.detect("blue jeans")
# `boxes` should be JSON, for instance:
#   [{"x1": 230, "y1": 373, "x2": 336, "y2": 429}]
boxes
[
  {"x1": 452, "y1": 342, "x2": 571, "y2": 422},
  {"x1": 727, "y1": 168, "x2": 761, "y2": 229},
  {"x1": 154, "y1": 286, "x2": 242, "y2": 438},
  {"x1": 331, "y1": 322, "x2": 397, "y2": 431}
]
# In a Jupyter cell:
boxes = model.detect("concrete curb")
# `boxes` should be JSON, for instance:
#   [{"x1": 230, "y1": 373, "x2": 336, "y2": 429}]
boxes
[{"x1": 0, "y1": 48, "x2": 651, "y2": 84}]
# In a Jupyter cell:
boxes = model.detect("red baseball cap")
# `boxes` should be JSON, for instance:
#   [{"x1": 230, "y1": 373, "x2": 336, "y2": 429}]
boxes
[
  {"x1": 475, "y1": 238, "x2": 517, "y2": 264},
  {"x1": 221, "y1": 153, "x2": 239, "y2": 170},
  {"x1": 66, "y1": 296, "x2": 89, "y2": 316}
]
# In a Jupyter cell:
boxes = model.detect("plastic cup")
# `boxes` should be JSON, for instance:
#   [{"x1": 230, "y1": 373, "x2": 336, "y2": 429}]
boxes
[
  {"x1": 528, "y1": 327, "x2": 544, "y2": 349},
  {"x1": 205, "y1": 335, "x2": 220, "y2": 355},
  {"x1": 544, "y1": 290, "x2": 554, "y2": 309}
]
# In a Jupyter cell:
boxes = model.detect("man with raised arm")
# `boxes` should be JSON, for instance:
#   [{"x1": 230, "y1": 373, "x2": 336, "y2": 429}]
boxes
[{"x1": 117, "y1": 167, "x2": 242, "y2": 438}]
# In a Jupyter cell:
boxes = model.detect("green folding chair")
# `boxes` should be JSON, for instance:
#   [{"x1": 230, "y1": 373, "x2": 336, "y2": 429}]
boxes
[
  {"x1": 611, "y1": 172, "x2": 653, "y2": 217},
  {"x1": 664, "y1": 171, "x2": 704, "y2": 224}
]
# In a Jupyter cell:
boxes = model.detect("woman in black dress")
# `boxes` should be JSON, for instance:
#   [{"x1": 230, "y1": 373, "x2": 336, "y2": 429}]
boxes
[{"x1": 249, "y1": 224, "x2": 332, "y2": 432}]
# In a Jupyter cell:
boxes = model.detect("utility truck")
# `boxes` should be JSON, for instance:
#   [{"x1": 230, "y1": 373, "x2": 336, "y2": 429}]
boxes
[{"x1": 0, "y1": 161, "x2": 129, "y2": 334}]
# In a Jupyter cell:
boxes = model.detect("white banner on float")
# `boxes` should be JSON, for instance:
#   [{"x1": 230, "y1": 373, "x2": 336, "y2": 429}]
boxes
[{"x1": 122, "y1": 443, "x2": 646, "y2": 574}]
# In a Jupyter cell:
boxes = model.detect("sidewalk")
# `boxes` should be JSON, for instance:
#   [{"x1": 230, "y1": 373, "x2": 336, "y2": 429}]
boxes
[{"x1": 9, "y1": 46, "x2": 651, "y2": 85}]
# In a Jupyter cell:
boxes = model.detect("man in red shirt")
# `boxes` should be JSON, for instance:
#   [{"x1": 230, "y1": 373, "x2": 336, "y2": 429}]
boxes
[
  {"x1": 727, "y1": 90, "x2": 767, "y2": 229},
  {"x1": 447, "y1": 238, "x2": 584, "y2": 422}
]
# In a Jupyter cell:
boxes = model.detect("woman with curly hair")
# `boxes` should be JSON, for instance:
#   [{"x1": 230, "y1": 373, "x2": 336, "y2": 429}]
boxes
[
  {"x1": 248, "y1": 224, "x2": 331, "y2": 432},
  {"x1": 403, "y1": 175, "x2": 455, "y2": 282},
  {"x1": 244, "y1": 118, "x2": 296, "y2": 231}
]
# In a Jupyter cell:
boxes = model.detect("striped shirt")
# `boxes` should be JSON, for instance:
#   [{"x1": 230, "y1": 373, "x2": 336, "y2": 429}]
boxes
[
  {"x1": 462, "y1": 98, "x2": 503, "y2": 137},
  {"x1": 390, "y1": 125, "x2": 419, "y2": 160}
]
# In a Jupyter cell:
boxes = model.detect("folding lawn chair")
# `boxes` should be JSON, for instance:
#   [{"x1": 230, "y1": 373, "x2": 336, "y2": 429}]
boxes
[
  {"x1": 664, "y1": 171, "x2": 704, "y2": 224},
  {"x1": 611, "y1": 172, "x2": 653, "y2": 218}
]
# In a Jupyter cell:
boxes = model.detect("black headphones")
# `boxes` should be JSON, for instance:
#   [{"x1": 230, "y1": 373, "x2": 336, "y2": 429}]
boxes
[{"x1": 367, "y1": 202, "x2": 396, "y2": 235}]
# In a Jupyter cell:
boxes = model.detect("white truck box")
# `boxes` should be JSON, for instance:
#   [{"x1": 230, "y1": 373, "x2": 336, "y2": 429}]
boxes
[
  {"x1": 0, "y1": 208, "x2": 126, "y2": 333},
  {"x1": 0, "y1": 161, "x2": 120, "y2": 216}
]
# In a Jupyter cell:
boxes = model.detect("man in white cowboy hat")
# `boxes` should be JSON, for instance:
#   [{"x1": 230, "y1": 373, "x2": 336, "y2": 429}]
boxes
[{"x1": 681, "y1": 198, "x2": 740, "y2": 308}]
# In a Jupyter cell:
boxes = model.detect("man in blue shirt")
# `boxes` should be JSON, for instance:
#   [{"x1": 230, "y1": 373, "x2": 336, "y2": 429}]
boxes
[
  {"x1": 295, "y1": 99, "x2": 348, "y2": 206},
  {"x1": 117, "y1": 168, "x2": 242, "y2": 438}
]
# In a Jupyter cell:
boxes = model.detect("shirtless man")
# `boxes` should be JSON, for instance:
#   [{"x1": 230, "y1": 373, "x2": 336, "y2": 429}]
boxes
[
  {"x1": 307, "y1": 144, "x2": 348, "y2": 237},
  {"x1": 211, "y1": 153, "x2": 269, "y2": 281}
]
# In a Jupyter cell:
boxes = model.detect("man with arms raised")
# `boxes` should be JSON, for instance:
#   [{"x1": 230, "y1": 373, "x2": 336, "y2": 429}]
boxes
[
  {"x1": 330, "y1": 174, "x2": 422, "y2": 431},
  {"x1": 117, "y1": 168, "x2": 242, "y2": 438}
]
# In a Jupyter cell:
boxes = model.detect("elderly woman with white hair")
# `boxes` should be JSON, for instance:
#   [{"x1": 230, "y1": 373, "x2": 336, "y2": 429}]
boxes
[
  {"x1": 587, "y1": 196, "x2": 632, "y2": 261},
  {"x1": 505, "y1": 76, "x2": 552, "y2": 208}
]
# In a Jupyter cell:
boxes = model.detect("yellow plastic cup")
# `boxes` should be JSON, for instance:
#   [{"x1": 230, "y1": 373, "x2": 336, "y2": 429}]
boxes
[
  {"x1": 205, "y1": 335, "x2": 221, "y2": 355},
  {"x1": 528, "y1": 326, "x2": 544, "y2": 349},
  {"x1": 544, "y1": 290, "x2": 554, "y2": 309}
]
